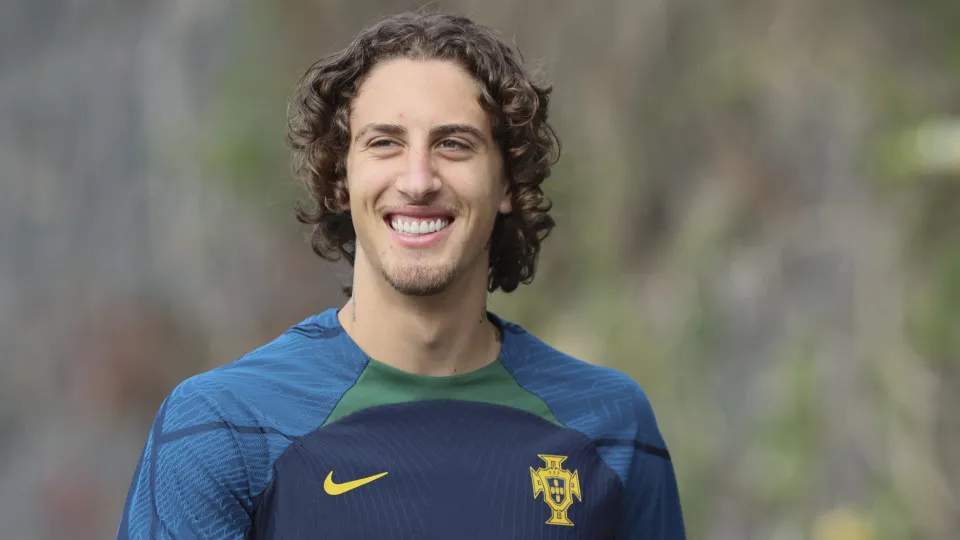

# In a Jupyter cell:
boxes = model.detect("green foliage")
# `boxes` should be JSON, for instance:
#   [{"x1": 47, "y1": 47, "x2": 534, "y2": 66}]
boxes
[
  {"x1": 907, "y1": 244, "x2": 960, "y2": 365},
  {"x1": 194, "y1": 8, "x2": 305, "y2": 222},
  {"x1": 746, "y1": 336, "x2": 820, "y2": 507}
]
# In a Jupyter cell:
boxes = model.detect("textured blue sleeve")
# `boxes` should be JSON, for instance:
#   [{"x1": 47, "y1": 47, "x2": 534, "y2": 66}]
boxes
[
  {"x1": 116, "y1": 314, "x2": 367, "y2": 539},
  {"x1": 616, "y1": 441, "x2": 685, "y2": 539},
  {"x1": 117, "y1": 379, "x2": 253, "y2": 539},
  {"x1": 615, "y1": 389, "x2": 685, "y2": 540},
  {"x1": 497, "y1": 324, "x2": 686, "y2": 539}
]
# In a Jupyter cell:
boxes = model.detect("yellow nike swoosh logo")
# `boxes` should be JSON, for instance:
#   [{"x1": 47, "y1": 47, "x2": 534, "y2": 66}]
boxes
[{"x1": 323, "y1": 471, "x2": 389, "y2": 495}]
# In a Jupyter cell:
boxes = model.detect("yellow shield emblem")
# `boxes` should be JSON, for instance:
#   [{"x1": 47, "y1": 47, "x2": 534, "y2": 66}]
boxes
[{"x1": 530, "y1": 454, "x2": 582, "y2": 526}]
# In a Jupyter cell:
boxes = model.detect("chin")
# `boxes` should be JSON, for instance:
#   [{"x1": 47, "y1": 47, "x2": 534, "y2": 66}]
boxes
[
  {"x1": 381, "y1": 261, "x2": 458, "y2": 297},
  {"x1": 389, "y1": 280, "x2": 450, "y2": 297}
]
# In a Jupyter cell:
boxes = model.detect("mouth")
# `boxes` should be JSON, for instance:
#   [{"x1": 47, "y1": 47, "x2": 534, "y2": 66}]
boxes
[
  {"x1": 384, "y1": 209, "x2": 454, "y2": 236},
  {"x1": 383, "y1": 209, "x2": 455, "y2": 247}
]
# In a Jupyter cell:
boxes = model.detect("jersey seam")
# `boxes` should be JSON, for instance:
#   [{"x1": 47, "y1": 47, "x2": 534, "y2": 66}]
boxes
[
  {"x1": 248, "y1": 326, "x2": 369, "y2": 523},
  {"x1": 496, "y1": 357, "x2": 565, "y2": 427},
  {"x1": 206, "y1": 382, "x2": 255, "y2": 516},
  {"x1": 497, "y1": 357, "x2": 628, "y2": 491},
  {"x1": 594, "y1": 438, "x2": 672, "y2": 461},
  {"x1": 157, "y1": 422, "x2": 295, "y2": 444},
  {"x1": 319, "y1": 357, "x2": 371, "y2": 427},
  {"x1": 498, "y1": 357, "x2": 642, "y2": 490}
]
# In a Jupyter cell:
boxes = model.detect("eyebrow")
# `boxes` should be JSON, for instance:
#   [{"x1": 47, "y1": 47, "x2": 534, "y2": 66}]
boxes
[
  {"x1": 354, "y1": 123, "x2": 405, "y2": 143},
  {"x1": 353, "y1": 123, "x2": 488, "y2": 145},
  {"x1": 430, "y1": 123, "x2": 487, "y2": 143}
]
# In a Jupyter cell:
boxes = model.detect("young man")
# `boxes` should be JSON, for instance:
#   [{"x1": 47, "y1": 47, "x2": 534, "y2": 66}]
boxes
[{"x1": 118, "y1": 12, "x2": 685, "y2": 539}]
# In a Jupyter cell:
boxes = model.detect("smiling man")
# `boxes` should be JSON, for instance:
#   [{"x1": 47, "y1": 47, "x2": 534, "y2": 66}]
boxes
[{"x1": 118, "y1": 12, "x2": 685, "y2": 540}]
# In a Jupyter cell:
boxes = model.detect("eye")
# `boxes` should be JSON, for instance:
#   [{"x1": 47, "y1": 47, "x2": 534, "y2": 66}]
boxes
[
  {"x1": 437, "y1": 139, "x2": 469, "y2": 151},
  {"x1": 370, "y1": 138, "x2": 398, "y2": 148}
]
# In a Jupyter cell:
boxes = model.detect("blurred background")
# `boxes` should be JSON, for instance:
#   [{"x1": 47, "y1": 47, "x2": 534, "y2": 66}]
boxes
[{"x1": 2, "y1": 0, "x2": 959, "y2": 538}]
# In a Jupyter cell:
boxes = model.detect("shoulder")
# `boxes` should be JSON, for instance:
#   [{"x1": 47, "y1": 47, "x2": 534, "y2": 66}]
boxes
[
  {"x1": 160, "y1": 309, "x2": 365, "y2": 439},
  {"x1": 498, "y1": 317, "x2": 667, "y2": 456}
]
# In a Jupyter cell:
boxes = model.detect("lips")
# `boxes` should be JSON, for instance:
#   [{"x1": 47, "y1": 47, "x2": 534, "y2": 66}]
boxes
[
  {"x1": 382, "y1": 208, "x2": 455, "y2": 247},
  {"x1": 383, "y1": 206, "x2": 455, "y2": 236},
  {"x1": 388, "y1": 216, "x2": 452, "y2": 236}
]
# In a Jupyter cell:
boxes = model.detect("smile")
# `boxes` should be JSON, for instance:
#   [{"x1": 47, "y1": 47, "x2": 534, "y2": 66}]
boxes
[
  {"x1": 383, "y1": 210, "x2": 456, "y2": 249},
  {"x1": 389, "y1": 217, "x2": 451, "y2": 236}
]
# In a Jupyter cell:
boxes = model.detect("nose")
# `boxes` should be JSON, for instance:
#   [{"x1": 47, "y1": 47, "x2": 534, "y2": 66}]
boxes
[{"x1": 395, "y1": 145, "x2": 441, "y2": 201}]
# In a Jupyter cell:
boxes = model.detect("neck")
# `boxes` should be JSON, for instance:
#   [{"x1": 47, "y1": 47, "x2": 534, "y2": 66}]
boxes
[{"x1": 338, "y1": 251, "x2": 501, "y2": 377}]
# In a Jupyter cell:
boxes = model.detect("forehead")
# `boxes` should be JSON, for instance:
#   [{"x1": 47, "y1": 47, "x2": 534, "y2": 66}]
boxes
[{"x1": 350, "y1": 59, "x2": 490, "y2": 133}]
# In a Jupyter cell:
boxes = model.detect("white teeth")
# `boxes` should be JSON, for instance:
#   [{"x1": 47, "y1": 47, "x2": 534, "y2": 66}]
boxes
[{"x1": 390, "y1": 218, "x2": 450, "y2": 236}]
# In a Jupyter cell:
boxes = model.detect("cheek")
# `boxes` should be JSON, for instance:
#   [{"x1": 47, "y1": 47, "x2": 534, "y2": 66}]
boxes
[
  {"x1": 452, "y1": 160, "x2": 503, "y2": 205},
  {"x1": 468, "y1": 188, "x2": 507, "y2": 232},
  {"x1": 346, "y1": 164, "x2": 390, "y2": 207}
]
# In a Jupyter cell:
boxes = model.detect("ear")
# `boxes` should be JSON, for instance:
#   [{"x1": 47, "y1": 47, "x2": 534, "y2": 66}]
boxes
[
  {"x1": 498, "y1": 175, "x2": 513, "y2": 215},
  {"x1": 498, "y1": 193, "x2": 513, "y2": 215}
]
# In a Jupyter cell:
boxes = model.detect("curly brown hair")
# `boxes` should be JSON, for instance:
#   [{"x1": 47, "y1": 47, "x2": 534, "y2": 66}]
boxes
[{"x1": 286, "y1": 12, "x2": 559, "y2": 295}]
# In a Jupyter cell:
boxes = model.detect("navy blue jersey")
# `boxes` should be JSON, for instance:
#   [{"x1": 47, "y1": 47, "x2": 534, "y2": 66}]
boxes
[{"x1": 118, "y1": 309, "x2": 685, "y2": 539}]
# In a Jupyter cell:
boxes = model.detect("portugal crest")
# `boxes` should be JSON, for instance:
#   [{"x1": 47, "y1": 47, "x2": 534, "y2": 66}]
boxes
[{"x1": 530, "y1": 454, "x2": 582, "y2": 526}]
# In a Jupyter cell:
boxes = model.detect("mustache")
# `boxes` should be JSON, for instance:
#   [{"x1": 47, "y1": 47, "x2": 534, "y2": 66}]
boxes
[{"x1": 377, "y1": 202, "x2": 461, "y2": 216}]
